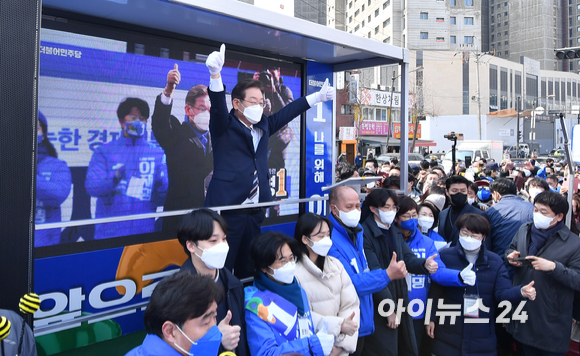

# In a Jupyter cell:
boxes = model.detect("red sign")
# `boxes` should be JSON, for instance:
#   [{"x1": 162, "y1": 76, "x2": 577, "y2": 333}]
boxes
[
  {"x1": 393, "y1": 123, "x2": 421, "y2": 139},
  {"x1": 358, "y1": 121, "x2": 390, "y2": 135}
]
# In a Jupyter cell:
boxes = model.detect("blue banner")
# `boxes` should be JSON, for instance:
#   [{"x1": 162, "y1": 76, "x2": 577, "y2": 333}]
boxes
[{"x1": 304, "y1": 62, "x2": 333, "y2": 215}]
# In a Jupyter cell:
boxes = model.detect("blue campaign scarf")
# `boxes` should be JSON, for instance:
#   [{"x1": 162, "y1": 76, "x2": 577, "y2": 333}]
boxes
[
  {"x1": 529, "y1": 220, "x2": 564, "y2": 256},
  {"x1": 254, "y1": 271, "x2": 305, "y2": 315}
]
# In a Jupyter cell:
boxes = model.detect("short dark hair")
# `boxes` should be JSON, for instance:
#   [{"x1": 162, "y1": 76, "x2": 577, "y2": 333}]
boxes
[
  {"x1": 390, "y1": 157, "x2": 399, "y2": 165},
  {"x1": 418, "y1": 203, "x2": 439, "y2": 228},
  {"x1": 250, "y1": 231, "x2": 302, "y2": 276},
  {"x1": 366, "y1": 159, "x2": 378, "y2": 169},
  {"x1": 456, "y1": 213, "x2": 491, "y2": 237},
  {"x1": 117, "y1": 97, "x2": 150, "y2": 122},
  {"x1": 528, "y1": 178, "x2": 549, "y2": 191},
  {"x1": 429, "y1": 160, "x2": 438, "y2": 168},
  {"x1": 338, "y1": 164, "x2": 357, "y2": 181},
  {"x1": 546, "y1": 174, "x2": 558, "y2": 183},
  {"x1": 185, "y1": 84, "x2": 208, "y2": 106},
  {"x1": 383, "y1": 176, "x2": 401, "y2": 190},
  {"x1": 432, "y1": 167, "x2": 445, "y2": 176},
  {"x1": 445, "y1": 175, "x2": 470, "y2": 190},
  {"x1": 365, "y1": 188, "x2": 399, "y2": 209},
  {"x1": 144, "y1": 271, "x2": 223, "y2": 338},
  {"x1": 231, "y1": 79, "x2": 265, "y2": 103},
  {"x1": 396, "y1": 196, "x2": 418, "y2": 218},
  {"x1": 294, "y1": 213, "x2": 333, "y2": 257},
  {"x1": 420, "y1": 160, "x2": 430, "y2": 170},
  {"x1": 490, "y1": 178, "x2": 517, "y2": 196},
  {"x1": 534, "y1": 191, "x2": 569, "y2": 217},
  {"x1": 177, "y1": 209, "x2": 228, "y2": 256},
  {"x1": 469, "y1": 182, "x2": 478, "y2": 193}
]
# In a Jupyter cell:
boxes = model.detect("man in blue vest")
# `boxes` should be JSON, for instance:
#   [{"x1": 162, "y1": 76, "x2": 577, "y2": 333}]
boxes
[{"x1": 204, "y1": 44, "x2": 335, "y2": 278}]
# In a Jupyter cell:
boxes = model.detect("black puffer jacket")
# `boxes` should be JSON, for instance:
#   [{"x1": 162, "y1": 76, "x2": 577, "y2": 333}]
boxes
[{"x1": 505, "y1": 222, "x2": 580, "y2": 353}]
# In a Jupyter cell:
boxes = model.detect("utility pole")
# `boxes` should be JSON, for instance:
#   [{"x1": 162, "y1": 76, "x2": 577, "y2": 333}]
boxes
[
  {"x1": 386, "y1": 71, "x2": 396, "y2": 151},
  {"x1": 475, "y1": 54, "x2": 482, "y2": 140},
  {"x1": 516, "y1": 96, "x2": 521, "y2": 155}
]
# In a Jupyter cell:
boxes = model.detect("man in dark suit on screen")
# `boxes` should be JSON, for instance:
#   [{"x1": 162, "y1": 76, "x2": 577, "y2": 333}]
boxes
[{"x1": 204, "y1": 44, "x2": 335, "y2": 278}]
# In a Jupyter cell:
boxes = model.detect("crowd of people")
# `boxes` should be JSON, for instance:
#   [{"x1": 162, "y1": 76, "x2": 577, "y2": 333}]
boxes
[{"x1": 126, "y1": 153, "x2": 579, "y2": 356}]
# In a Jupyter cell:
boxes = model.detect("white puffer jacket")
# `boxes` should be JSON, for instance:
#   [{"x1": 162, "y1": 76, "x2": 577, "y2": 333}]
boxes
[{"x1": 295, "y1": 254, "x2": 361, "y2": 355}]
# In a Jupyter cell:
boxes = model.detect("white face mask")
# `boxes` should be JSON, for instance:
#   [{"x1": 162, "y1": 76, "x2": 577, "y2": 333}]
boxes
[
  {"x1": 528, "y1": 187, "x2": 542, "y2": 200},
  {"x1": 366, "y1": 182, "x2": 376, "y2": 189},
  {"x1": 307, "y1": 236, "x2": 333, "y2": 256},
  {"x1": 195, "y1": 242, "x2": 229, "y2": 270},
  {"x1": 467, "y1": 197, "x2": 475, "y2": 205},
  {"x1": 533, "y1": 212, "x2": 556, "y2": 230},
  {"x1": 337, "y1": 208, "x2": 361, "y2": 228},
  {"x1": 268, "y1": 260, "x2": 296, "y2": 284},
  {"x1": 240, "y1": 103, "x2": 263, "y2": 124},
  {"x1": 376, "y1": 209, "x2": 396, "y2": 226},
  {"x1": 192, "y1": 110, "x2": 210, "y2": 131},
  {"x1": 459, "y1": 235, "x2": 482, "y2": 251},
  {"x1": 417, "y1": 216, "x2": 434, "y2": 232}
]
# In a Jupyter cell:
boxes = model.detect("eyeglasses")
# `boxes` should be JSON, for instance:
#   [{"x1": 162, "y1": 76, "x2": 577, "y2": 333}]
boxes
[
  {"x1": 125, "y1": 114, "x2": 145, "y2": 122},
  {"x1": 459, "y1": 229, "x2": 483, "y2": 239},
  {"x1": 187, "y1": 104, "x2": 209, "y2": 113},
  {"x1": 381, "y1": 206, "x2": 399, "y2": 212},
  {"x1": 399, "y1": 212, "x2": 418, "y2": 220},
  {"x1": 276, "y1": 255, "x2": 297, "y2": 266},
  {"x1": 242, "y1": 99, "x2": 267, "y2": 108}
]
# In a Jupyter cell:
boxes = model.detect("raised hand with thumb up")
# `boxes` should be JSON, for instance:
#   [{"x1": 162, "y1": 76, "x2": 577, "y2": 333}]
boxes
[
  {"x1": 206, "y1": 44, "x2": 225, "y2": 77},
  {"x1": 386, "y1": 252, "x2": 407, "y2": 281},
  {"x1": 340, "y1": 311, "x2": 358, "y2": 336},
  {"x1": 459, "y1": 263, "x2": 476, "y2": 286},
  {"x1": 218, "y1": 310, "x2": 241, "y2": 351},
  {"x1": 315, "y1": 78, "x2": 336, "y2": 103},
  {"x1": 424, "y1": 253, "x2": 438, "y2": 274},
  {"x1": 520, "y1": 281, "x2": 536, "y2": 301}
]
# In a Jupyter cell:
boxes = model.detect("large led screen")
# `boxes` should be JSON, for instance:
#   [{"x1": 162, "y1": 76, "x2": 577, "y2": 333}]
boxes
[{"x1": 36, "y1": 28, "x2": 302, "y2": 247}]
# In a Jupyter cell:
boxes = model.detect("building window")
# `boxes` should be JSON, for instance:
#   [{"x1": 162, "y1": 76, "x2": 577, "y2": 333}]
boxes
[
  {"x1": 383, "y1": 18, "x2": 391, "y2": 27},
  {"x1": 451, "y1": 0, "x2": 456, "y2": 5},
  {"x1": 375, "y1": 9, "x2": 379, "y2": 17},
  {"x1": 465, "y1": 0, "x2": 473, "y2": 5},
  {"x1": 505, "y1": 31, "x2": 508, "y2": 35},
  {"x1": 451, "y1": 16, "x2": 456, "y2": 24},
  {"x1": 498, "y1": 33, "x2": 501, "y2": 38},
  {"x1": 384, "y1": 37, "x2": 391, "y2": 43},
  {"x1": 505, "y1": 40, "x2": 508, "y2": 45},
  {"x1": 368, "y1": 31, "x2": 371, "y2": 38},
  {"x1": 577, "y1": 15, "x2": 580, "y2": 21},
  {"x1": 375, "y1": 26, "x2": 379, "y2": 34},
  {"x1": 505, "y1": 51, "x2": 509, "y2": 56},
  {"x1": 368, "y1": 15, "x2": 371, "y2": 22},
  {"x1": 577, "y1": 4, "x2": 580, "y2": 9},
  {"x1": 491, "y1": 35, "x2": 495, "y2": 41},
  {"x1": 368, "y1": 0, "x2": 371, "y2": 5},
  {"x1": 420, "y1": 12, "x2": 428, "y2": 19},
  {"x1": 451, "y1": 35, "x2": 456, "y2": 43},
  {"x1": 464, "y1": 17, "x2": 474, "y2": 25},
  {"x1": 355, "y1": 25, "x2": 360, "y2": 31},
  {"x1": 577, "y1": 26, "x2": 580, "y2": 32},
  {"x1": 355, "y1": 9, "x2": 360, "y2": 16},
  {"x1": 362, "y1": 4, "x2": 365, "y2": 11},
  {"x1": 498, "y1": 52, "x2": 501, "y2": 57},
  {"x1": 340, "y1": 105, "x2": 353, "y2": 115},
  {"x1": 464, "y1": 36, "x2": 474, "y2": 44},
  {"x1": 349, "y1": 1, "x2": 353, "y2": 8},
  {"x1": 383, "y1": 0, "x2": 390, "y2": 9},
  {"x1": 491, "y1": 25, "x2": 494, "y2": 32},
  {"x1": 349, "y1": 16, "x2": 353, "y2": 23},
  {"x1": 436, "y1": 17, "x2": 444, "y2": 22},
  {"x1": 577, "y1": 37, "x2": 580, "y2": 43},
  {"x1": 436, "y1": 37, "x2": 445, "y2": 42},
  {"x1": 420, "y1": 32, "x2": 429, "y2": 39}
]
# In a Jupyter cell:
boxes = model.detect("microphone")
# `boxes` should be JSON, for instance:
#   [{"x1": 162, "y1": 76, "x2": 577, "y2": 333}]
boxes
[
  {"x1": 17, "y1": 293, "x2": 40, "y2": 356},
  {"x1": 0, "y1": 316, "x2": 11, "y2": 356}
]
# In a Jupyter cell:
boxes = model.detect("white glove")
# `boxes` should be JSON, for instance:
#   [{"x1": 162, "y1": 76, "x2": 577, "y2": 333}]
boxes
[
  {"x1": 316, "y1": 78, "x2": 335, "y2": 103},
  {"x1": 206, "y1": 44, "x2": 225, "y2": 75},
  {"x1": 316, "y1": 321, "x2": 335, "y2": 356},
  {"x1": 460, "y1": 263, "x2": 476, "y2": 286},
  {"x1": 306, "y1": 78, "x2": 336, "y2": 107}
]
